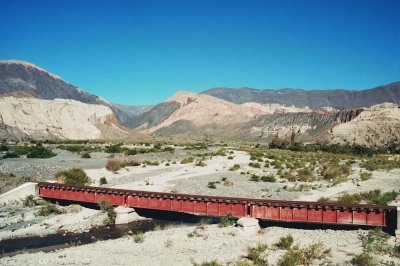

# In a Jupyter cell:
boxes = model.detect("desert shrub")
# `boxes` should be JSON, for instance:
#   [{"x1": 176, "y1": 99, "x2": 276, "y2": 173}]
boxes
[
  {"x1": 275, "y1": 234, "x2": 294, "y2": 250},
  {"x1": 320, "y1": 162, "x2": 351, "y2": 184},
  {"x1": 250, "y1": 174, "x2": 260, "y2": 182},
  {"x1": 303, "y1": 242, "x2": 331, "y2": 264},
  {"x1": 360, "y1": 172, "x2": 372, "y2": 181},
  {"x1": 143, "y1": 160, "x2": 160, "y2": 166},
  {"x1": 207, "y1": 182, "x2": 217, "y2": 189},
  {"x1": 269, "y1": 137, "x2": 289, "y2": 150},
  {"x1": 297, "y1": 168, "x2": 316, "y2": 182},
  {"x1": 125, "y1": 149, "x2": 138, "y2": 155},
  {"x1": 213, "y1": 148, "x2": 226, "y2": 156},
  {"x1": 106, "y1": 158, "x2": 140, "y2": 171},
  {"x1": 99, "y1": 177, "x2": 108, "y2": 185},
  {"x1": 23, "y1": 195, "x2": 36, "y2": 207},
  {"x1": 2, "y1": 152, "x2": 19, "y2": 159},
  {"x1": 249, "y1": 162, "x2": 261, "y2": 168},
  {"x1": 36, "y1": 202, "x2": 64, "y2": 216},
  {"x1": 181, "y1": 157, "x2": 194, "y2": 164},
  {"x1": 351, "y1": 252, "x2": 376, "y2": 266},
  {"x1": 55, "y1": 168, "x2": 90, "y2": 185},
  {"x1": 105, "y1": 144, "x2": 124, "y2": 153},
  {"x1": 162, "y1": 146, "x2": 175, "y2": 153},
  {"x1": 98, "y1": 197, "x2": 116, "y2": 224},
  {"x1": 227, "y1": 156, "x2": 234, "y2": 160},
  {"x1": 361, "y1": 156, "x2": 400, "y2": 171},
  {"x1": 229, "y1": 164, "x2": 240, "y2": 171},
  {"x1": 11, "y1": 145, "x2": 31, "y2": 155},
  {"x1": 191, "y1": 259, "x2": 223, "y2": 266},
  {"x1": 360, "y1": 189, "x2": 399, "y2": 205},
  {"x1": 317, "y1": 197, "x2": 333, "y2": 203},
  {"x1": 277, "y1": 248, "x2": 303, "y2": 266},
  {"x1": 133, "y1": 232, "x2": 145, "y2": 243},
  {"x1": 246, "y1": 243, "x2": 268, "y2": 265},
  {"x1": 336, "y1": 193, "x2": 362, "y2": 204},
  {"x1": 218, "y1": 216, "x2": 234, "y2": 227},
  {"x1": 361, "y1": 228, "x2": 392, "y2": 254},
  {"x1": 195, "y1": 160, "x2": 206, "y2": 167},
  {"x1": 0, "y1": 144, "x2": 9, "y2": 151},
  {"x1": 106, "y1": 159, "x2": 122, "y2": 171},
  {"x1": 261, "y1": 175, "x2": 276, "y2": 182},
  {"x1": 27, "y1": 146, "x2": 56, "y2": 158},
  {"x1": 123, "y1": 158, "x2": 141, "y2": 167},
  {"x1": 81, "y1": 152, "x2": 91, "y2": 158}
]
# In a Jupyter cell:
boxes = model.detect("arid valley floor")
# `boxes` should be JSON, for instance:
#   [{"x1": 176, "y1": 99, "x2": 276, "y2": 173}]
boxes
[{"x1": 0, "y1": 142, "x2": 399, "y2": 265}]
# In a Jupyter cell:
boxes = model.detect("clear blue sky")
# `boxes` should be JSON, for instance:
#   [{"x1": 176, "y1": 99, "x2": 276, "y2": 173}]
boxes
[{"x1": 0, "y1": 0, "x2": 399, "y2": 105}]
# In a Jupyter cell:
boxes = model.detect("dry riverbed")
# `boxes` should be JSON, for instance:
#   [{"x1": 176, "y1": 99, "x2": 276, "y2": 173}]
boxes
[{"x1": 1, "y1": 147, "x2": 400, "y2": 265}]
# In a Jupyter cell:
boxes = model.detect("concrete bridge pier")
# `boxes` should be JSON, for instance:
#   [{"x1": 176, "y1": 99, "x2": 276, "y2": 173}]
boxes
[
  {"x1": 237, "y1": 217, "x2": 260, "y2": 236},
  {"x1": 114, "y1": 206, "x2": 141, "y2": 224}
]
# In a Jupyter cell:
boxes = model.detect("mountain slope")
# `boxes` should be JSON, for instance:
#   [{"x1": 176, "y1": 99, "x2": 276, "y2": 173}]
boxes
[
  {"x1": 0, "y1": 97, "x2": 146, "y2": 140},
  {"x1": 0, "y1": 60, "x2": 138, "y2": 122},
  {"x1": 201, "y1": 82, "x2": 400, "y2": 109}
]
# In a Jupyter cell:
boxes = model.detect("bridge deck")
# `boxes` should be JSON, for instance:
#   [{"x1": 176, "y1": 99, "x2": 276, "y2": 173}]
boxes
[{"x1": 37, "y1": 182, "x2": 397, "y2": 228}]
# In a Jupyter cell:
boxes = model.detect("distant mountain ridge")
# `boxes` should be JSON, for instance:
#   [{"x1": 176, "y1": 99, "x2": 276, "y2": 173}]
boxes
[{"x1": 201, "y1": 82, "x2": 400, "y2": 109}]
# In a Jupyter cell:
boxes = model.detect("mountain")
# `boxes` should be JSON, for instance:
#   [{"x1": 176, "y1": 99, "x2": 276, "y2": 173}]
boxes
[
  {"x1": 0, "y1": 97, "x2": 147, "y2": 140},
  {"x1": 0, "y1": 60, "x2": 147, "y2": 140},
  {"x1": 0, "y1": 60, "x2": 138, "y2": 122},
  {"x1": 201, "y1": 82, "x2": 400, "y2": 109},
  {"x1": 125, "y1": 89, "x2": 400, "y2": 147},
  {"x1": 125, "y1": 90, "x2": 333, "y2": 139},
  {"x1": 114, "y1": 104, "x2": 154, "y2": 118}
]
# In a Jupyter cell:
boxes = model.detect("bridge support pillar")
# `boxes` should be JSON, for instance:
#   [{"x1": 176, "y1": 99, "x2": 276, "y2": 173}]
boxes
[
  {"x1": 115, "y1": 206, "x2": 140, "y2": 225},
  {"x1": 237, "y1": 217, "x2": 260, "y2": 236}
]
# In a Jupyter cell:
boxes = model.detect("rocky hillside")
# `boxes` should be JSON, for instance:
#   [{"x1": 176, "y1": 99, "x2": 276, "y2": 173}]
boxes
[
  {"x1": 328, "y1": 103, "x2": 400, "y2": 147},
  {"x1": 0, "y1": 97, "x2": 145, "y2": 140},
  {"x1": 125, "y1": 91, "x2": 323, "y2": 135},
  {"x1": 0, "y1": 60, "x2": 137, "y2": 123},
  {"x1": 202, "y1": 82, "x2": 400, "y2": 109}
]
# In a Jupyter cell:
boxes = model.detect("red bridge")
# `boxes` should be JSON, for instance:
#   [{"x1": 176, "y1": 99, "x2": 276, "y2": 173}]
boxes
[{"x1": 37, "y1": 182, "x2": 398, "y2": 230}]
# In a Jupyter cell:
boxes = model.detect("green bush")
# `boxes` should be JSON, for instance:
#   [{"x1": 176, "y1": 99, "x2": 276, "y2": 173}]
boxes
[
  {"x1": 229, "y1": 164, "x2": 240, "y2": 171},
  {"x1": 351, "y1": 252, "x2": 376, "y2": 266},
  {"x1": 261, "y1": 175, "x2": 276, "y2": 182},
  {"x1": 81, "y1": 152, "x2": 91, "y2": 158},
  {"x1": 191, "y1": 260, "x2": 223, "y2": 266},
  {"x1": 275, "y1": 234, "x2": 294, "y2": 250},
  {"x1": 2, "y1": 152, "x2": 19, "y2": 159},
  {"x1": 125, "y1": 149, "x2": 138, "y2": 155},
  {"x1": 181, "y1": 157, "x2": 194, "y2": 164},
  {"x1": 133, "y1": 232, "x2": 145, "y2": 243},
  {"x1": 98, "y1": 197, "x2": 116, "y2": 225},
  {"x1": 207, "y1": 182, "x2": 217, "y2": 189},
  {"x1": 277, "y1": 248, "x2": 303, "y2": 266},
  {"x1": 246, "y1": 243, "x2": 268, "y2": 265},
  {"x1": 99, "y1": 177, "x2": 108, "y2": 185},
  {"x1": 218, "y1": 216, "x2": 234, "y2": 227},
  {"x1": 361, "y1": 228, "x2": 392, "y2": 254},
  {"x1": 105, "y1": 144, "x2": 124, "y2": 153},
  {"x1": 55, "y1": 168, "x2": 90, "y2": 185},
  {"x1": 336, "y1": 193, "x2": 362, "y2": 204},
  {"x1": 0, "y1": 144, "x2": 9, "y2": 151},
  {"x1": 359, "y1": 171, "x2": 372, "y2": 181},
  {"x1": 23, "y1": 195, "x2": 36, "y2": 207},
  {"x1": 27, "y1": 146, "x2": 56, "y2": 158},
  {"x1": 36, "y1": 202, "x2": 64, "y2": 216},
  {"x1": 360, "y1": 189, "x2": 399, "y2": 205}
]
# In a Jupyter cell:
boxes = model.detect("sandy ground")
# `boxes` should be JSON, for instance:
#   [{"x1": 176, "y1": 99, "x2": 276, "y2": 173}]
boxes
[
  {"x1": 1, "y1": 223, "x2": 399, "y2": 266},
  {"x1": 1, "y1": 149, "x2": 400, "y2": 265}
]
